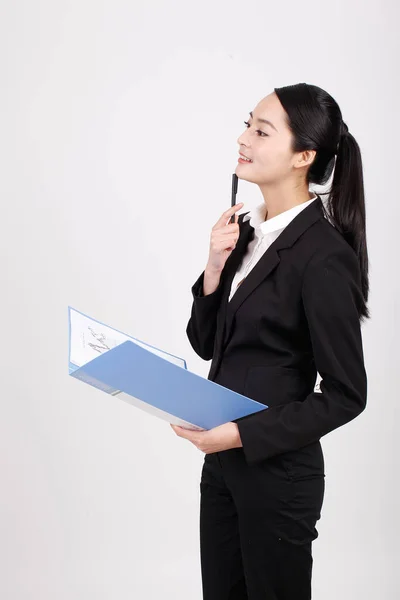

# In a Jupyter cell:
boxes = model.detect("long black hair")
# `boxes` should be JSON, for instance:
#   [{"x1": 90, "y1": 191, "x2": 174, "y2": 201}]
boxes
[{"x1": 274, "y1": 83, "x2": 370, "y2": 321}]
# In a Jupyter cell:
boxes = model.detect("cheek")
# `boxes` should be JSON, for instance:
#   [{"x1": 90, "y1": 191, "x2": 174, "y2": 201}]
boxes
[
  {"x1": 271, "y1": 143, "x2": 293, "y2": 170},
  {"x1": 253, "y1": 146, "x2": 292, "y2": 182},
  {"x1": 259, "y1": 145, "x2": 288, "y2": 171}
]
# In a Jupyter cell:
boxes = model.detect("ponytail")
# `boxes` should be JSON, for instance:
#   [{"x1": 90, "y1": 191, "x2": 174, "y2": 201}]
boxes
[
  {"x1": 327, "y1": 125, "x2": 370, "y2": 320},
  {"x1": 274, "y1": 83, "x2": 370, "y2": 321}
]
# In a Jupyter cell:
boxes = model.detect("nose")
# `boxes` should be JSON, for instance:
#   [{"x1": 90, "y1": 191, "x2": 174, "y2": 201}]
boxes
[{"x1": 237, "y1": 130, "x2": 250, "y2": 149}]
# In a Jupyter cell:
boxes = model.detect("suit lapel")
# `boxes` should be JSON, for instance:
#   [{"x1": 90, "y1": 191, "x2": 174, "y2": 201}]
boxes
[
  {"x1": 222, "y1": 195, "x2": 325, "y2": 349},
  {"x1": 210, "y1": 214, "x2": 255, "y2": 366}
]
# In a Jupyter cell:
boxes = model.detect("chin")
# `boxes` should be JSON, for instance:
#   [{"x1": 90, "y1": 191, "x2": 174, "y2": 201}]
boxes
[
  {"x1": 235, "y1": 165, "x2": 251, "y2": 179},
  {"x1": 235, "y1": 169, "x2": 258, "y2": 184}
]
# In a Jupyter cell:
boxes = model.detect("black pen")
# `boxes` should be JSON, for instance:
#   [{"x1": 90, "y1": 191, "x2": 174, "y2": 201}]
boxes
[{"x1": 230, "y1": 173, "x2": 238, "y2": 223}]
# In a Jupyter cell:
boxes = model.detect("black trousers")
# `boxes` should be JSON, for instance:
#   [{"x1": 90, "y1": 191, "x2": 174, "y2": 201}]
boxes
[{"x1": 200, "y1": 445, "x2": 325, "y2": 600}]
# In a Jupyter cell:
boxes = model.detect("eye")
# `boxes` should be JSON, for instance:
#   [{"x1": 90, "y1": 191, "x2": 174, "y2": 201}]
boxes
[{"x1": 243, "y1": 120, "x2": 268, "y2": 137}]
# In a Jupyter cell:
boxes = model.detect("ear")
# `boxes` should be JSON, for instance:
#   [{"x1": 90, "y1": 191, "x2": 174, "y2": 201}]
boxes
[{"x1": 294, "y1": 149, "x2": 316, "y2": 169}]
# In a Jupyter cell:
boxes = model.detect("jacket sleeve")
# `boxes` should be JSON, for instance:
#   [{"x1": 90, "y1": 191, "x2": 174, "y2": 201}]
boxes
[
  {"x1": 236, "y1": 247, "x2": 368, "y2": 465},
  {"x1": 186, "y1": 269, "x2": 226, "y2": 361}
]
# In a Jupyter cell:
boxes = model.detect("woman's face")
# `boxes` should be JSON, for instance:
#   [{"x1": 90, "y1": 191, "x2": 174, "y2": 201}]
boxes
[{"x1": 236, "y1": 92, "x2": 299, "y2": 186}]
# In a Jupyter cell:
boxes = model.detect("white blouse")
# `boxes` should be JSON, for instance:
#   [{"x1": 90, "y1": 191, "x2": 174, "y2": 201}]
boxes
[{"x1": 228, "y1": 194, "x2": 318, "y2": 302}]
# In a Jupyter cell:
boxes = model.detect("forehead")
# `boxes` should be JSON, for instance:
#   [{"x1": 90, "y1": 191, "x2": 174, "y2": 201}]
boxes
[{"x1": 252, "y1": 92, "x2": 287, "y2": 129}]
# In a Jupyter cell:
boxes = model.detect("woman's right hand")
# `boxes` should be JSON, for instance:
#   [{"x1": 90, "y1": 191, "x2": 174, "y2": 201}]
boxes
[{"x1": 206, "y1": 203, "x2": 244, "y2": 274}]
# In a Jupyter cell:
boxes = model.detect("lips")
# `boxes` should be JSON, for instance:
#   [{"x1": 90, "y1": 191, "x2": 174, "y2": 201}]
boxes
[{"x1": 238, "y1": 154, "x2": 253, "y2": 163}]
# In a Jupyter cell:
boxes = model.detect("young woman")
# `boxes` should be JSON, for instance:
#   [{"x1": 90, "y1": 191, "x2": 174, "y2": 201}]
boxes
[{"x1": 171, "y1": 82, "x2": 369, "y2": 600}]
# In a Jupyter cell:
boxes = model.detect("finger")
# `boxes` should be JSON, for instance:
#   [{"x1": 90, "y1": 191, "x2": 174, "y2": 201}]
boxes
[
  {"x1": 217, "y1": 223, "x2": 240, "y2": 233},
  {"x1": 222, "y1": 206, "x2": 243, "y2": 228},
  {"x1": 174, "y1": 427, "x2": 196, "y2": 440},
  {"x1": 211, "y1": 239, "x2": 239, "y2": 253},
  {"x1": 171, "y1": 424, "x2": 187, "y2": 437},
  {"x1": 214, "y1": 203, "x2": 244, "y2": 228},
  {"x1": 213, "y1": 230, "x2": 239, "y2": 241},
  {"x1": 211, "y1": 230, "x2": 239, "y2": 245}
]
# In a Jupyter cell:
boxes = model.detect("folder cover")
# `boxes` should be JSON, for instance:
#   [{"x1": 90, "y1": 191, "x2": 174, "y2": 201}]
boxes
[{"x1": 68, "y1": 307, "x2": 267, "y2": 430}]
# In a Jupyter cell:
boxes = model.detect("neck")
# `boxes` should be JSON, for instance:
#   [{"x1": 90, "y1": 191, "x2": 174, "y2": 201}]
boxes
[{"x1": 258, "y1": 181, "x2": 315, "y2": 221}]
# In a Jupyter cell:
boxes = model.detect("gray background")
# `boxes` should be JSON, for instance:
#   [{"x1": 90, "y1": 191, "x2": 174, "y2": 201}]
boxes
[{"x1": 0, "y1": 1, "x2": 398, "y2": 598}]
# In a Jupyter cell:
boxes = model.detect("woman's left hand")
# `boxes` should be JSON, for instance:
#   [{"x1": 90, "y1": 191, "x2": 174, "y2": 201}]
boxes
[{"x1": 170, "y1": 422, "x2": 242, "y2": 454}]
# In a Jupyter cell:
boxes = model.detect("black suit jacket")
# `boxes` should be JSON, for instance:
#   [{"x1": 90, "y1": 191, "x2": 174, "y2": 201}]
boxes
[{"x1": 186, "y1": 196, "x2": 367, "y2": 466}]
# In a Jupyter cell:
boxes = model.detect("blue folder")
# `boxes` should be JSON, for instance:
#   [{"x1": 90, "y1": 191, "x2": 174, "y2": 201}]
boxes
[{"x1": 68, "y1": 307, "x2": 268, "y2": 430}]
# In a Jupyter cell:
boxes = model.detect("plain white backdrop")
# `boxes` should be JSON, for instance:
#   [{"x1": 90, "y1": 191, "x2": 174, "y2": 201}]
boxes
[{"x1": 0, "y1": 1, "x2": 398, "y2": 598}]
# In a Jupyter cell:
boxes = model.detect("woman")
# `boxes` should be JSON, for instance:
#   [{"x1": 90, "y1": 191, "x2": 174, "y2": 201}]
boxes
[{"x1": 171, "y1": 82, "x2": 369, "y2": 599}]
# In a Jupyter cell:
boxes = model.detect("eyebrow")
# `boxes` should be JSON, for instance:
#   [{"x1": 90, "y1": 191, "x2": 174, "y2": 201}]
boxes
[{"x1": 249, "y1": 111, "x2": 278, "y2": 132}]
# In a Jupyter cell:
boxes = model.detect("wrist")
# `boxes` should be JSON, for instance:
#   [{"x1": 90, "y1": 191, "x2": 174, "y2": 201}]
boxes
[
  {"x1": 205, "y1": 265, "x2": 223, "y2": 278},
  {"x1": 231, "y1": 422, "x2": 242, "y2": 448},
  {"x1": 203, "y1": 266, "x2": 223, "y2": 296}
]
